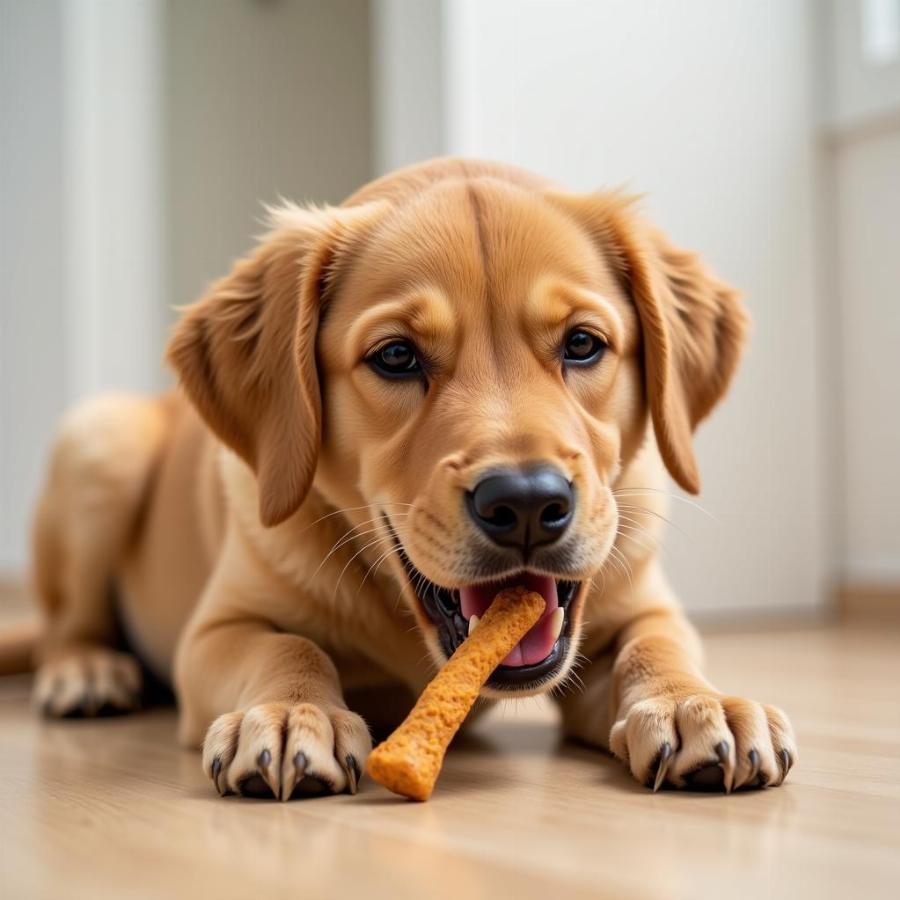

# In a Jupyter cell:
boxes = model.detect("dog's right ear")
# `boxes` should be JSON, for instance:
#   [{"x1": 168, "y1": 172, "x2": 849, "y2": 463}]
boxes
[{"x1": 166, "y1": 201, "x2": 388, "y2": 527}]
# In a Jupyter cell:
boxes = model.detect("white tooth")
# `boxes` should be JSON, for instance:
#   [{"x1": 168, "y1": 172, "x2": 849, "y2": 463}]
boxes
[
  {"x1": 468, "y1": 614, "x2": 480, "y2": 636},
  {"x1": 550, "y1": 607, "x2": 565, "y2": 642}
]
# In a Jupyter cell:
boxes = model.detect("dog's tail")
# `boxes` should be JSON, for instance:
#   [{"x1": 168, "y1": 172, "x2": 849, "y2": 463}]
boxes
[{"x1": 0, "y1": 617, "x2": 38, "y2": 676}]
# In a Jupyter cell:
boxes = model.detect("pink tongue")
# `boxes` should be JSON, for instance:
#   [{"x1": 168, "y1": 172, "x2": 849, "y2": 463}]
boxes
[{"x1": 460, "y1": 574, "x2": 559, "y2": 668}]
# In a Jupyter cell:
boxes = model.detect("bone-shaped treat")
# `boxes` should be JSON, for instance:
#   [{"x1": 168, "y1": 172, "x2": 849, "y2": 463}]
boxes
[{"x1": 366, "y1": 587, "x2": 545, "y2": 800}]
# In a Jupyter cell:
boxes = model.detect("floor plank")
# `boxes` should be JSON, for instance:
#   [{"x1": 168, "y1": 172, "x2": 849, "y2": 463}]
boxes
[{"x1": 1, "y1": 617, "x2": 898, "y2": 899}]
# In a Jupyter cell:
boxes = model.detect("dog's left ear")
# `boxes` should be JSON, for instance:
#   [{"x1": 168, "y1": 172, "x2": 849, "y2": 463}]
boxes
[
  {"x1": 166, "y1": 201, "x2": 388, "y2": 526},
  {"x1": 546, "y1": 191, "x2": 749, "y2": 494}
]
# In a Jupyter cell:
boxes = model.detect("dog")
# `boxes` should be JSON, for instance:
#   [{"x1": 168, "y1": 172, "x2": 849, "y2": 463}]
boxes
[{"x1": 18, "y1": 158, "x2": 796, "y2": 798}]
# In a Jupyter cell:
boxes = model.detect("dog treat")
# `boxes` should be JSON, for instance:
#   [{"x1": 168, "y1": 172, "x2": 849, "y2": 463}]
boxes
[{"x1": 366, "y1": 586, "x2": 545, "y2": 801}]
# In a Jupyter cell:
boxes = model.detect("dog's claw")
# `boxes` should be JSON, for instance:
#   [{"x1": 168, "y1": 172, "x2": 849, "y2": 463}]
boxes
[
  {"x1": 284, "y1": 751, "x2": 335, "y2": 799},
  {"x1": 211, "y1": 756, "x2": 224, "y2": 795},
  {"x1": 747, "y1": 748, "x2": 761, "y2": 787},
  {"x1": 344, "y1": 753, "x2": 360, "y2": 795},
  {"x1": 714, "y1": 740, "x2": 734, "y2": 792},
  {"x1": 652, "y1": 741, "x2": 673, "y2": 792},
  {"x1": 779, "y1": 748, "x2": 793, "y2": 780},
  {"x1": 279, "y1": 750, "x2": 309, "y2": 801},
  {"x1": 255, "y1": 748, "x2": 279, "y2": 796},
  {"x1": 289, "y1": 751, "x2": 312, "y2": 801}
]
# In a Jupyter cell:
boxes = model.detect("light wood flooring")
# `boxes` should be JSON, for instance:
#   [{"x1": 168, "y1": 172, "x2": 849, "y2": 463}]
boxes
[{"x1": 1, "y1": 609, "x2": 898, "y2": 899}]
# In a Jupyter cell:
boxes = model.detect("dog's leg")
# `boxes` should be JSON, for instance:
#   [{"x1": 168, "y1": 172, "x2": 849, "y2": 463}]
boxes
[
  {"x1": 559, "y1": 576, "x2": 797, "y2": 792},
  {"x1": 31, "y1": 394, "x2": 170, "y2": 717},
  {"x1": 175, "y1": 536, "x2": 372, "y2": 800}
]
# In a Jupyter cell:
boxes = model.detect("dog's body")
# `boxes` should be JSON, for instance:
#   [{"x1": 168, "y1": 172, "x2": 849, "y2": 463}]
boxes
[{"x1": 25, "y1": 159, "x2": 795, "y2": 798}]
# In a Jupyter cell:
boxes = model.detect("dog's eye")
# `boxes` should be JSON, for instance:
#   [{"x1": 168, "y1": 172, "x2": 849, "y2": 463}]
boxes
[
  {"x1": 563, "y1": 329, "x2": 606, "y2": 366},
  {"x1": 369, "y1": 340, "x2": 422, "y2": 378}
]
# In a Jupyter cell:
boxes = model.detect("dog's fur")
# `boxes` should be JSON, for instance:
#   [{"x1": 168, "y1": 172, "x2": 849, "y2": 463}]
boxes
[{"x1": 21, "y1": 159, "x2": 795, "y2": 797}]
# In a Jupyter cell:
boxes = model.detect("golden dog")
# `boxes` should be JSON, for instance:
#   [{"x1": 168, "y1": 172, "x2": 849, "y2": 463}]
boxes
[{"x1": 21, "y1": 158, "x2": 796, "y2": 798}]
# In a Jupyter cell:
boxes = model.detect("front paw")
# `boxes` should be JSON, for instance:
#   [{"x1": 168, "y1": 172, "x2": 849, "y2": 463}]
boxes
[
  {"x1": 609, "y1": 693, "x2": 796, "y2": 792},
  {"x1": 34, "y1": 647, "x2": 142, "y2": 718},
  {"x1": 201, "y1": 702, "x2": 372, "y2": 800}
]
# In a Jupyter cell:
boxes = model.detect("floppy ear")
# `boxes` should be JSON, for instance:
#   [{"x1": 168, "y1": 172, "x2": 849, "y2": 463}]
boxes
[
  {"x1": 546, "y1": 191, "x2": 748, "y2": 494},
  {"x1": 166, "y1": 201, "x2": 387, "y2": 526}
]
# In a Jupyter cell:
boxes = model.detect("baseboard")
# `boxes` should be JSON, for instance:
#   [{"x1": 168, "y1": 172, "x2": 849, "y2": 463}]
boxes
[
  {"x1": 0, "y1": 571, "x2": 26, "y2": 590},
  {"x1": 0, "y1": 573, "x2": 30, "y2": 619},
  {"x1": 692, "y1": 604, "x2": 833, "y2": 634},
  {"x1": 837, "y1": 583, "x2": 900, "y2": 619}
]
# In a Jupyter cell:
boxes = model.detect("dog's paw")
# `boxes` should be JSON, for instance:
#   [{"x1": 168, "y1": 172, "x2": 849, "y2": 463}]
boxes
[
  {"x1": 201, "y1": 702, "x2": 372, "y2": 800},
  {"x1": 34, "y1": 647, "x2": 143, "y2": 718},
  {"x1": 609, "y1": 693, "x2": 796, "y2": 792}
]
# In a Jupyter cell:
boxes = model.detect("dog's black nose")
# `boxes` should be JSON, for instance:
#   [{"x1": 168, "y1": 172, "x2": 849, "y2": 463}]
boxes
[{"x1": 467, "y1": 465, "x2": 574, "y2": 552}]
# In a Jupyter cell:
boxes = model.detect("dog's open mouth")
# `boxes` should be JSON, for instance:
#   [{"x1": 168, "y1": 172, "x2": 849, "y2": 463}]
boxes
[{"x1": 396, "y1": 548, "x2": 580, "y2": 691}]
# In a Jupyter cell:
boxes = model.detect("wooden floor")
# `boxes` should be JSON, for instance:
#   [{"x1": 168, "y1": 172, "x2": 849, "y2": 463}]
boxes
[{"x1": 1, "y1": 614, "x2": 899, "y2": 900}]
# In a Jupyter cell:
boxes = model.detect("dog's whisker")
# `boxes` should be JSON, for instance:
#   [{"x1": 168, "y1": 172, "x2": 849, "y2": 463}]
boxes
[
  {"x1": 616, "y1": 523, "x2": 659, "y2": 548},
  {"x1": 615, "y1": 518, "x2": 669, "y2": 558},
  {"x1": 358, "y1": 545, "x2": 405, "y2": 595},
  {"x1": 614, "y1": 525, "x2": 658, "y2": 555},
  {"x1": 614, "y1": 501, "x2": 675, "y2": 524},
  {"x1": 370, "y1": 546, "x2": 403, "y2": 579},
  {"x1": 311, "y1": 525, "x2": 388, "y2": 580},
  {"x1": 414, "y1": 571, "x2": 430, "y2": 600},
  {"x1": 602, "y1": 543, "x2": 625, "y2": 577},
  {"x1": 311, "y1": 514, "x2": 414, "y2": 579},
  {"x1": 609, "y1": 541, "x2": 634, "y2": 576},
  {"x1": 616, "y1": 509, "x2": 656, "y2": 527},
  {"x1": 612, "y1": 487, "x2": 716, "y2": 520},
  {"x1": 357, "y1": 552, "x2": 394, "y2": 591},
  {"x1": 616, "y1": 516, "x2": 658, "y2": 540},
  {"x1": 605, "y1": 544, "x2": 635, "y2": 595},
  {"x1": 331, "y1": 534, "x2": 394, "y2": 602},
  {"x1": 314, "y1": 513, "x2": 399, "y2": 548},
  {"x1": 615, "y1": 502, "x2": 688, "y2": 537},
  {"x1": 298, "y1": 502, "x2": 415, "y2": 536},
  {"x1": 329, "y1": 521, "x2": 394, "y2": 552},
  {"x1": 556, "y1": 659, "x2": 587, "y2": 695}
]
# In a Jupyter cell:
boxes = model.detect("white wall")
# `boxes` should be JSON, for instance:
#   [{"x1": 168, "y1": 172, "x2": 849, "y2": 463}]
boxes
[
  {"x1": 0, "y1": 0, "x2": 374, "y2": 575},
  {"x1": 824, "y1": 0, "x2": 900, "y2": 585},
  {"x1": 371, "y1": 0, "x2": 444, "y2": 175},
  {"x1": 833, "y1": 131, "x2": 900, "y2": 583},
  {"x1": 430, "y1": 0, "x2": 828, "y2": 616},
  {"x1": 166, "y1": 0, "x2": 372, "y2": 315},
  {"x1": 61, "y1": 0, "x2": 165, "y2": 400},
  {"x1": 0, "y1": 0, "x2": 67, "y2": 574},
  {"x1": 0, "y1": 0, "x2": 165, "y2": 576},
  {"x1": 826, "y1": 0, "x2": 900, "y2": 129}
]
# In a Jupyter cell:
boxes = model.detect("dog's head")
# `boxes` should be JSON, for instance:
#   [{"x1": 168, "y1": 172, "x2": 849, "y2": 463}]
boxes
[{"x1": 167, "y1": 166, "x2": 746, "y2": 696}]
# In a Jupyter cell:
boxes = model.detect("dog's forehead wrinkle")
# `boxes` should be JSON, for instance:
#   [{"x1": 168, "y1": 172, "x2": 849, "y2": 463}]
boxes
[
  {"x1": 464, "y1": 182, "x2": 491, "y2": 291},
  {"x1": 466, "y1": 180, "x2": 532, "y2": 372},
  {"x1": 456, "y1": 181, "x2": 616, "y2": 359},
  {"x1": 368, "y1": 180, "x2": 489, "y2": 297},
  {"x1": 367, "y1": 291, "x2": 458, "y2": 343}
]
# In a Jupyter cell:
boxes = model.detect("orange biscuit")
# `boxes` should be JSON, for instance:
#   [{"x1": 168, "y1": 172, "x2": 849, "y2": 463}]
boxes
[{"x1": 366, "y1": 587, "x2": 545, "y2": 800}]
